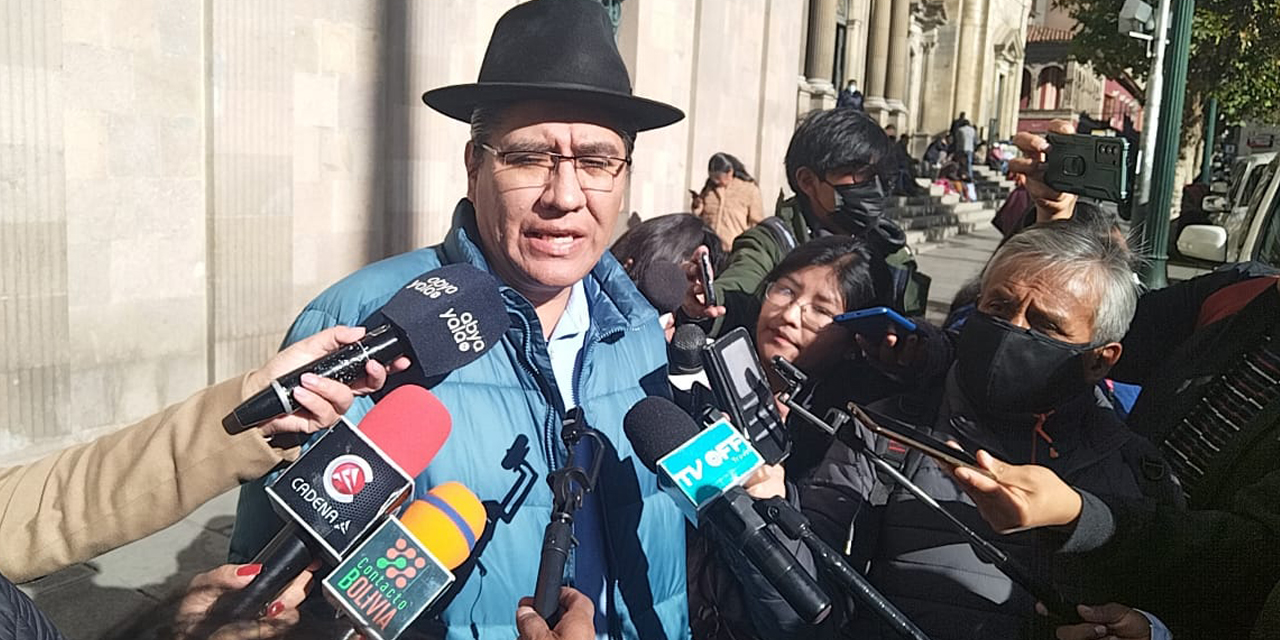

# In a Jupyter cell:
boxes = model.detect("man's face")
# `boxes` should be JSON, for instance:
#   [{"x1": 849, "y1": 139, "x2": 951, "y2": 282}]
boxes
[
  {"x1": 796, "y1": 167, "x2": 870, "y2": 232},
  {"x1": 466, "y1": 101, "x2": 629, "y2": 303},
  {"x1": 977, "y1": 258, "x2": 1097, "y2": 343}
]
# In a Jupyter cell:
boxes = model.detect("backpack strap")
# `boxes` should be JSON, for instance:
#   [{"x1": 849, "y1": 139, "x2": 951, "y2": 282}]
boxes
[{"x1": 759, "y1": 216, "x2": 798, "y2": 255}]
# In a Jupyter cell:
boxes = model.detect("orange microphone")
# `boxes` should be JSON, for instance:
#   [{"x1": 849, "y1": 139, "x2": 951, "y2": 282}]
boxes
[{"x1": 323, "y1": 482, "x2": 487, "y2": 640}]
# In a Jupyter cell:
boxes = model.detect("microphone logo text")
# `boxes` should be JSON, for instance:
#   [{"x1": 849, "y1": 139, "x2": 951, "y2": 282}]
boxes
[
  {"x1": 671, "y1": 431, "x2": 751, "y2": 488},
  {"x1": 405, "y1": 276, "x2": 458, "y2": 299},
  {"x1": 323, "y1": 454, "x2": 374, "y2": 504},
  {"x1": 440, "y1": 308, "x2": 485, "y2": 352}
]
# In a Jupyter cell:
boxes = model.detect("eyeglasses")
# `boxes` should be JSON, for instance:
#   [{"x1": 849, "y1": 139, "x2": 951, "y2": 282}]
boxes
[
  {"x1": 478, "y1": 143, "x2": 631, "y2": 192},
  {"x1": 763, "y1": 281, "x2": 839, "y2": 332}
]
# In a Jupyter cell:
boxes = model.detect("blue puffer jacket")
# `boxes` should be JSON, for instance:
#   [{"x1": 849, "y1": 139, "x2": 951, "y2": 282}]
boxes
[
  {"x1": 229, "y1": 201, "x2": 689, "y2": 640},
  {"x1": 0, "y1": 571, "x2": 64, "y2": 640}
]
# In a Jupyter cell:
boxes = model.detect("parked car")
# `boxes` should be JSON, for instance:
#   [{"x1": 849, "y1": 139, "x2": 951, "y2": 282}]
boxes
[
  {"x1": 1203, "y1": 152, "x2": 1276, "y2": 241},
  {"x1": 1174, "y1": 153, "x2": 1280, "y2": 279}
]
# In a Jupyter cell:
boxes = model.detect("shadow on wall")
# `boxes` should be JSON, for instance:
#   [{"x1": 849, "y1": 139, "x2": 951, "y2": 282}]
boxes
[{"x1": 366, "y1": 0, "x2": 416, "y2": 264}]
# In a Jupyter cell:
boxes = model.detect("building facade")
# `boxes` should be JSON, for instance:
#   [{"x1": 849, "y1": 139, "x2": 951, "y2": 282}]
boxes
[
  {"x1": 1017, "y1": 12, "x2": 1144, "y2": 136},
  {"x1": 0, "y1": 0, "x2": 808, "y2": 459},
  {"x1": 2, "y1": 0, "x2": 1036, "y2": 458},
  {"x1": 800, "y1": 0, "x2": 1032, "y2": 154}
]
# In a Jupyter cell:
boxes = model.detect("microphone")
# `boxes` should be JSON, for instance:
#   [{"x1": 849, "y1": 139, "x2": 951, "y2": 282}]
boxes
[
  {"x1": 753, "y1": 497, "x2": 932, "y2": 640},
  {"x1": 624, "y1": 396, "x2": 832, "y2": 625},
  {"x1": 208, "y1": 385, "x2": 451, "y2": 622},
  {"x1": 668, "y1": 324, "x2": 712, "y2": 414},
  {"x1": 322, "y1": 482, "x2": 487, "y2": 639},
  {"x1": 224, "y1": 263, "x2": 510, "y2": 433},
  {"x1": 637, "y1": 260, "x2": 689, "y2": 315}
]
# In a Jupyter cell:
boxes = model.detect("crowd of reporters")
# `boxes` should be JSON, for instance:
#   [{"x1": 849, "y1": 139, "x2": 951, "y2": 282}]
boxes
[{"x1": 3, "y1": 1, "x2": 1279, "y2": 639}]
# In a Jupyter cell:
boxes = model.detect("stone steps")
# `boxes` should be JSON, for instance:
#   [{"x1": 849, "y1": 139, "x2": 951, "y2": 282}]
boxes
[{"x1": 885, "y1": 173, "x2": 1012, "y2": 254}]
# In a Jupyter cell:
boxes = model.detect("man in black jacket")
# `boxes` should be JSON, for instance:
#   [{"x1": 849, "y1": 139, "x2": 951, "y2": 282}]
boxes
[
  {"x1": 951, "y1": 268, "x2": 1280, "y2": 640},
  {"x1": 796, "y1": 224, "x2": 1182, "y2": 640}
]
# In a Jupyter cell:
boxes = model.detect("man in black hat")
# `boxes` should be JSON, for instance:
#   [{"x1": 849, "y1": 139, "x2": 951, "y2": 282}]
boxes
[{"x1": 228, "y1": 2, "x2": 693, "y2": 638}]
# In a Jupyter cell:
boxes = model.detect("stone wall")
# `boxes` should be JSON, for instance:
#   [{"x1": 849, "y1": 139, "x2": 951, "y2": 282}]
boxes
[{"x1": 0, "y1": 0, "x2": 804, "y2": 459}]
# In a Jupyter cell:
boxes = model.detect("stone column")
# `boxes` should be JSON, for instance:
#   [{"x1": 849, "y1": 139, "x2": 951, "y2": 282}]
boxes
[
  {"x1": 951, "y1": 0, "x2": 988, "y2": 122},
  {"x1": 884, "y1": 0, "x2": 911, "y2": 121},
  {"x1": 864, "y1": 0, "x2": 892, "y2": 114},
  {"x1": 843, "y1": 0, "x2": 871, "y2": 86},
  {"x1": 804, "y1": 0, "x2": 840, "y2": 109}
]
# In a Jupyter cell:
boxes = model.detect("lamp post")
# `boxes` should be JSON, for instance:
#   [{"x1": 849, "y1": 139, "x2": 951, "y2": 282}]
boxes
[{"x1": 1139, "y1": 0, "x2": 1195, "y2": 289}]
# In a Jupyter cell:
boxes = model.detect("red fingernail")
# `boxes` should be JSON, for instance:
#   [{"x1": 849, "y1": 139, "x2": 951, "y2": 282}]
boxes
[
  {"x1": 236, "y1": 563, "x2": 262, "y2": 577},
  {"x1": 266, "y1": 601, "x2": 285, "y2": 618}
]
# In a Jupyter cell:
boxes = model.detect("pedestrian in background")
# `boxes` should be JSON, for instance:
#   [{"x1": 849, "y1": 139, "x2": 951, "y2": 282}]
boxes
[{"x1": 695, "y1": 152, "x2": 765, "y2": 250}]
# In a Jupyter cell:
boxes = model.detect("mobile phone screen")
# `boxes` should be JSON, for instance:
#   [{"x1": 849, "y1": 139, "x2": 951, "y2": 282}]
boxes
[
  {"x1": 699, "y1": 252, "x2": 717, "y2": 307},
  {"x1": 847, "y1": 404, "x2": 992, "y2": 477}
]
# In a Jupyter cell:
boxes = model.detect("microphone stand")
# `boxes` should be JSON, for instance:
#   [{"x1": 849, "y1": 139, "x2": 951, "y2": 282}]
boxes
[
  {"x1": 532, "y1": 408, "x2": 604, "y2": 623},
  {"x1": 753, "y1": 497, "x2": 931, "y2": 640},
  {"x1": 771, "y1": 356, "x2": 1082, "y2": 624}
]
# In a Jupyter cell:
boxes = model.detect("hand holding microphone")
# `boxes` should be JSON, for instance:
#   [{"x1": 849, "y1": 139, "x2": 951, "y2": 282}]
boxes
[
  {"x1": 322, "y1": 482, "x2": 488, "y2": 639},
  {"x1": 517, "y1": 587, "x2": 597, "y2": 640},
  {"x1": 624, "y1": 397, "x2": 831, "y2": 625},
  {"x1": 244, "y1": 325, "x2": 412, "y2": 438},
  {"x1": 173, "y1": 562, "x2": 319, "y2": 639},
  {"x1": 203, "y1": 385, "x2": 452, "y2": 627},
  {"x1": 225, "y1": 264, "x2": 510, "y2": 434}
]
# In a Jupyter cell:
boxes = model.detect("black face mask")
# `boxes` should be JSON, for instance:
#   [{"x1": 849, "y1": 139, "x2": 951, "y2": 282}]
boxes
[
  {"x1": 956, "y1": 311, "x2": 1104, "y2": 416},
  {"x1": 826, "y1": 177, "x2": 906, "y2": 253}
]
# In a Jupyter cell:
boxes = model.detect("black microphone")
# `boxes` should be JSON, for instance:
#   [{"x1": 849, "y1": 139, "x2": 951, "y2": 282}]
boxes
[
  {"x1": 754, "y1": 497, "x2": 932, "y2": 640},
  {"x1": 624, "y1": 397, "x2": 832, "y2": 625},
  {"x1": 223, "y1": 263, "x2": 510, "y2": 434},
  {"x1": 668, "y1": 324, "x2": 712, "y2": 414},
  {"x1": 203, "y1": 386, "x2": 451, "y2": 626},
  {"x1": 637, "y1": 260, "x2": 689, "y2": 315},
  {"x1": 532, "y1": 409, "x2": 605, "y2": 622}
]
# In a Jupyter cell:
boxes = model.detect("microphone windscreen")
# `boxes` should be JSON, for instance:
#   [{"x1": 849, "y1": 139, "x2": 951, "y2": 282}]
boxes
[
  {"x1": 638, "y1": 260, "x2": 689, "y2": 315},
  {"x1": 668, "y1": 324, "x2": 707, "y2": 375},
  {"x1": 401, "y1": 482, "x2": 487, "y2": 570},
  {"x1": 358, "y1": 385, "x2": 451, "y2": 477},
  {"x1": 379, "y1": 264, "x2": 511, "y2": 378},
  {"x1": 624, "y1": 396, "x2": 702, "y2": 473}
]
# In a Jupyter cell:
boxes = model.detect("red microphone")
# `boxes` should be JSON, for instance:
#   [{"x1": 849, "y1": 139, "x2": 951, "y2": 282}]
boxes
[{"x1": 205, "y1": 385, "x2": 451, "y2": 624}]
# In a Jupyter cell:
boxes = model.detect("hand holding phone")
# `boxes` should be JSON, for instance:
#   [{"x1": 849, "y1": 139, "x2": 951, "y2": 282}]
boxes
[
  {"x1": 698, "y1": 250, "x2": 718, "y2": 307},
  {"x1": 1043, "y1": 132, "x2": 1130, "y2": 203},
  {"x1": 847, "y1": 403, "x2": 992, "y2": 478},
  {"x1": 835, "y1": 306, "x2": 917, "y2": 340}
]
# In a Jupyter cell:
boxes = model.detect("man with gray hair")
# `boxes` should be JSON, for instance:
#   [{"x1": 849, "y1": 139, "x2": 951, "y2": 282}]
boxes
[{"x1": 793, "y1": 223, "x2": 1182, "y2": 639}]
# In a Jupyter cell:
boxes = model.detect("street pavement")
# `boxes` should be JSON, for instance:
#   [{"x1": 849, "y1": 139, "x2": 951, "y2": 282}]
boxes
[
  {"x1": 16, "y1": 226, "x2": 1005, "y2": 639},
  {"x1": 916, "y1": 225, "x2": 1003, "y2": 325}
]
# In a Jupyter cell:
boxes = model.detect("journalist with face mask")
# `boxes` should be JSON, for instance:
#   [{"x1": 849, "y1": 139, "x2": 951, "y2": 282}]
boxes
[{"x1": 792, "y1": 224, "x2": 1184, "y2": 640}]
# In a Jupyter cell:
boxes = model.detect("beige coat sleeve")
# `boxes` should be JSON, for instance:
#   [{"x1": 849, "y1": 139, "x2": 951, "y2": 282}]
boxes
[
  {"x1": 0, "y1": 374, "x2": 301, "y2": 582},
  {"x1": 746, "y1": 183, "x2": 765, "y2": 225}
]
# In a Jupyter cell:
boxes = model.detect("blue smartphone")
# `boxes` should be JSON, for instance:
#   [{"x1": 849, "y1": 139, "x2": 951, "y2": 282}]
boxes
[{"x1": 834, "y1": 306, "x2": 918, "y2": 338}]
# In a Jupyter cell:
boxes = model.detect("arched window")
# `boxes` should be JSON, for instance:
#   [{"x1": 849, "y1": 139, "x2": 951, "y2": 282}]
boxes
[
  {"x1": 1020, "y1": 68, "x2": 1034, "y2": 109},
  {"x1": 1037, "y1": 66, "x2": 1065, "y2": 110}
]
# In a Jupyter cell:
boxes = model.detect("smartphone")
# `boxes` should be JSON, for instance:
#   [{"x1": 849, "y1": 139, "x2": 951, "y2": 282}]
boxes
[
  {"x1": 701, "y1": 327, "x2": 789, "y2": 464},
  {"x1": 1043, "y1": 133, "x2": 1130, "y2": 203},
  {"x1": 698, "y1": 250, "x2": 718, "y2": 307},
  {"x1": 834, "y1": 306, "x2": 918, "y2": 340},
  {"x1": 846, "y1": 403, "x2": 992, "y2": 478}
]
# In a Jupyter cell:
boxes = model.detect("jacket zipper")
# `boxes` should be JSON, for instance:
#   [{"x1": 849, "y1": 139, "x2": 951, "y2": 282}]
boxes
[{"x1": 572, "y1": 324, "x2": 626, "y2": 640}]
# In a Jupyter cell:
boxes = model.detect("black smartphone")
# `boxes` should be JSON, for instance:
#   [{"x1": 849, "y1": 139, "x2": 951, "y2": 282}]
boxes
[
  {"x1": 698, "y1": 250, "x2": 718, "y2": 307},
  {"x1": 834, "y1": 306, "x2": 918, "y2": 340},
  {"x1": 847, "y1": 403, "x2": 992, "y2": 478},
  {"x1": 701, "y1": 327, "x2": 789, "y2": 464},
  {"x1": 1043, "y1": 133, "x2": 1130, "y2": 203}
]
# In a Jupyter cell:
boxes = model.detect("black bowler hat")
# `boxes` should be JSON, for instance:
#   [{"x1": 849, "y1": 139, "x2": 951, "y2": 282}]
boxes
[{"x1": 421, "y1": 0, "x2": 684, "y2": 132}]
